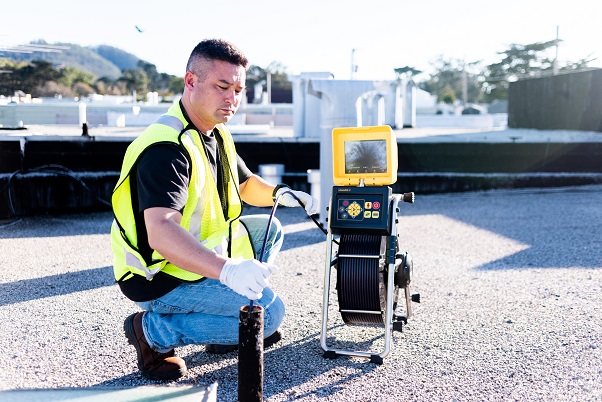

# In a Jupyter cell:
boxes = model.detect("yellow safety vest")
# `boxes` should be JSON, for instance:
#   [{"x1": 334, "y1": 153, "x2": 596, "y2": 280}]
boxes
[{"x1": 111, "y1": 103, "x2": 254, "y2": 283}]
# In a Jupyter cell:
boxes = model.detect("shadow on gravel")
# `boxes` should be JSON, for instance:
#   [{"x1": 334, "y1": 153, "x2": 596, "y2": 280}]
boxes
[
  {"x1": 263, "y1": 335, "x2": 380, "y2": 399},
  {"x1": 0, "y1": 266, "x2": 115, "y2": 306},
  {"x1": 475, "y1": 246, "x2": 602, "y2": 270},
  {"x1": 280, "y1": 227, "x2": 326, "y2": 252},
  {"x1": 88, "y1": 332, "x2": 382, "y2": 400},
  {"x1": 175, "y1": 331, "x2": 380, "y2": 400},
  {"x1": 404, "y1": 187, "x2": 602, "y2": 270},
  {"x1": 243, "y1": 206, "x2": 328, "y2": 252},
  {"x1": 0, "y1": 212, "x2": 112, "y2": 239},
  {"x1": 91, "y1": 372, "x2": 164, "y2": 387}
]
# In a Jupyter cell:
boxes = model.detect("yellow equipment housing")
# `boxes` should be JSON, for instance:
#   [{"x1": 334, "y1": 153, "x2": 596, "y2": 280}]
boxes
[{"x1": 332, "y1": 125, "x2": 398, "y2": 187}]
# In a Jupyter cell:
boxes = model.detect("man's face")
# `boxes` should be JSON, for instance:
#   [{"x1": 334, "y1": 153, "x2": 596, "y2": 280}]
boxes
[{"x1": 186, "y1": 59, "x2": 246, "y2": 132}]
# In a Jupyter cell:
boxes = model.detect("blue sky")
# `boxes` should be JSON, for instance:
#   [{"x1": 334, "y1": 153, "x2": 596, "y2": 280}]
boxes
[{"x1": 1, "y1": 0, "x2": 600, "y2": 80}]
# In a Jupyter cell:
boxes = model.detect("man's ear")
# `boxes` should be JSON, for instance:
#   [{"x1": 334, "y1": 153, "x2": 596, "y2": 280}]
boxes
[{"x1": 184, "y1": 71, "x2": 196, "y2": 90}]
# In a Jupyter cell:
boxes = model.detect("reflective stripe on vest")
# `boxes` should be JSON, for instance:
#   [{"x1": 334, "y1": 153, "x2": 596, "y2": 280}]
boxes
[{"x1": 155, "y1": 114, "x2": 184, "y2": 132}]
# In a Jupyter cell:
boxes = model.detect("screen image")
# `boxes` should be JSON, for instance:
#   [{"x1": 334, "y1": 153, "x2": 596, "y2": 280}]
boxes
[{"x1": 344, "y1": 140, "x2": 387, "y2": 174}]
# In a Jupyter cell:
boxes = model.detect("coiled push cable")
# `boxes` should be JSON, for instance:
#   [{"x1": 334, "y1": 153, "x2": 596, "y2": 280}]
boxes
[
  {"x1": 1, "y1": 164, "x2": 112, "y2": 228},
  {"x1": 337, "y1": 233, "x2": 383, "y2": 325}
]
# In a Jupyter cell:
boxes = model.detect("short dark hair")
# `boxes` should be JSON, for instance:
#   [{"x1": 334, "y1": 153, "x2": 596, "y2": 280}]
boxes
[{"x1": 186, "y1": 39, "x2": 249, "y2": 72}]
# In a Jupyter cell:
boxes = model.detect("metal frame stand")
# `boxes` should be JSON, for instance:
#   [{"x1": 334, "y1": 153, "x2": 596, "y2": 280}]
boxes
[{"x1": 320, "y1": 193, "x2": 414, "y2": 364}]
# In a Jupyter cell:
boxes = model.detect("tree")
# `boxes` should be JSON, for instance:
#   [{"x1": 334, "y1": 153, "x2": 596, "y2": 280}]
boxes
[
  {"x1": 0, "y1": 59, "x2": 26, "y2": 95},
  {"x1": 57, "y1": 66, "x2": 95, "y2": 89},
  {"x1": 245, "y1": 65, "x2": 265, "y2": 88},
  {"x1": 439, "y1": 85, "x2": 457, "y2": 105},
  {"x1": 93, "y1": 76, "x2": 115, "y2": 95},
  {"x1": 168, "y1": 76, "x2": 184, "y2": 95},
  {"x1": 244, "y1": 62, "x2": 293, "y2": 103},
  {"x1": 73, "y1": 81, "x2": 95, "y2": 97},
  {"x1": 133, "y1": 60, "x2": 182, "y2": 97},
  {"x1": 0, "y1": 59, "x2": 115, "y2": 97},
  {"x1": 17, "y1": 60, "x2": 60, "y2": 95},
  {"x1": 265, "y1": 61, "x2": 292, "y2": 90},
  {"x1": 560, "y1": 57, "x2": 594, "y2": 72},
  {"x1": 245, "y1": 62, "x2": 292, "y2": 92},
  {"x1": 117, "y1": 68, "x2": 149, "y2": 98},
  {"x1": 34, "y1": 81, "x2": 73, "y2": 97},
  {"x1": 419, "y1": 56, "x2": 483, "y2": 104},
  {"x1": 393, "y1": 66, "x2": 422, "y2": 80},
  {"x1": 413, "y1": 40, "x2": 593, "y2": 105},
  {"x1": 480, "y1": 40, "x2": 591, "y2": 102},
  {"x1": 137, "y1": 60, "x2": 166, "y2": 91}
]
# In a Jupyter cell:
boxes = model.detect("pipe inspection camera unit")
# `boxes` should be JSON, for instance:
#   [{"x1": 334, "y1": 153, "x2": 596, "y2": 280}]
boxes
[{"x1": 320, "y1": 125, "x2": 420, "y2": 365}]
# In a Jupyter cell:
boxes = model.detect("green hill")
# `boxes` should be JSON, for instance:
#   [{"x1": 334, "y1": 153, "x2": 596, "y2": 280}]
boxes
[
  {"x1": 4, "y1": 41, "x2": 141, "y2": 80},
  {"x1": 92, "y1": 45, "x2": 140, "y2": 71}
]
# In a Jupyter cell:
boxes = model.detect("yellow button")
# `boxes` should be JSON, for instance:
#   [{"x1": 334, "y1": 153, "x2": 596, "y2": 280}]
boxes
[
  {"x1": 363, "y1": 211, "x2": 371, "y2": 218},
  {"x1": 372, "y1": 211, "x2": 380, "y2": 218},
  {"x1": 347, "y1": 202, "x2": 361, "y2": 218},
  {"x1": 364, "y1": 201, "x2": 372, "y2": 209}
]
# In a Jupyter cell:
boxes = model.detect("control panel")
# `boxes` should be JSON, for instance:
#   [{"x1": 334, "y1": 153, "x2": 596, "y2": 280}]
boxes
[{"x1": 329, "y1": 186, "x2": 392, "y2": 235}]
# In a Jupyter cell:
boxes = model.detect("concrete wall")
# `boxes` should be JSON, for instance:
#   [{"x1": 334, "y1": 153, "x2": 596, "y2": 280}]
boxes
[
  {"x1": 4, "y1": 139, "x2": 602, "y2": 176},
  {"x1": 6, "y1": 170, "x2": 602, "y2": 219},
  {"x1": 0, "y1": 103, "x2": 294, "y2": 128},
  {"x1": 0, "y1": 103, "x2": 170, "y2": 127},
  {"x1": 508, "y1": 69, "x2": 602, "y2": 132},
  {"x1": 3, "y1": 138, "x2": 602, "y2": 218}
]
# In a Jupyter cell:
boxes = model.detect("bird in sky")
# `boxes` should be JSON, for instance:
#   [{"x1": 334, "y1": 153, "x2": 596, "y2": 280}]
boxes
[{"x1": 135, "y1": 25, "x2": 143, "y2": 33}]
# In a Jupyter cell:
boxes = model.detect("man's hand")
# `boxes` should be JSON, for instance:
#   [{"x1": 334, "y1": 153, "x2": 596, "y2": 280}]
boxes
[
  {"x1": 219, "y1": 257, "x2": 278, "y2": 300},
  {"x1": 276, "y1": 188, "x2": 319, "y2": 216}
]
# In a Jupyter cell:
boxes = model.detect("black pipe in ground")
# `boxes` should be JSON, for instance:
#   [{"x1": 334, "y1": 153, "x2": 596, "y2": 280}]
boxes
[{"x1": 238, "y1": 305, "x2": 264, "y2": 402}]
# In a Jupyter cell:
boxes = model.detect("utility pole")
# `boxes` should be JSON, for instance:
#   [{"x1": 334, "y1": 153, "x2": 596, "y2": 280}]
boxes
[
  {"x1": 267, "y1": 73, "x2": 272, "y2": 104},
  {"x1": 350, "y1": 48, "x2": 357, "y2": 80},
  {"x1": 553, "y1": 25, "x2": 560, "y2": 75},
  {"x1": 462, "y1": 60, "x2": 468, "y2": 107}
]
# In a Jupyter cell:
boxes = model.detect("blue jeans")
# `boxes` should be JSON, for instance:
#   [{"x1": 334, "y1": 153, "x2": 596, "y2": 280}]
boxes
[{"x1": 136, "y1": 214, "x2": 285, "y2": 351}]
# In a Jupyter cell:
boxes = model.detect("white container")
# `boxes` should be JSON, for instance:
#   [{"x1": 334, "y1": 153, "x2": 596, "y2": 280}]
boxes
[
  {"x1": 307, "y1": 169, "x2": 321, "y2": 210},
  {"x1": 258, "y1": 164, "x2": 285, "y2": 185}
]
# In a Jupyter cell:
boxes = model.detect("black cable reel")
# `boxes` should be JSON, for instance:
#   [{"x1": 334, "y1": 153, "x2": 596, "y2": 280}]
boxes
[{"x1": 337, "y1": 228, "x2": 417, "y2": 328}]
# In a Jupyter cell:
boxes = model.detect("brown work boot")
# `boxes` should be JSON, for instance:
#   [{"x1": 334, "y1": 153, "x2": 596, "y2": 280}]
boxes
[{"x1": 124, "y1": 312, "x2": 187, "y2": 380}]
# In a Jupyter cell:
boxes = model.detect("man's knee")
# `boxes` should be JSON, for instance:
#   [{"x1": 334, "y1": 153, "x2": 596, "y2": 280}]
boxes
[{"x1": 264, "y1": 295, "x2": 285, "y2": 335}]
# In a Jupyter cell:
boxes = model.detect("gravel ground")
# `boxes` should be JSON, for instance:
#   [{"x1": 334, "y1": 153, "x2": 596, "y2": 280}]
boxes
[{"x1": 0, "y1": 185, "x2": 600, "y2": 401}]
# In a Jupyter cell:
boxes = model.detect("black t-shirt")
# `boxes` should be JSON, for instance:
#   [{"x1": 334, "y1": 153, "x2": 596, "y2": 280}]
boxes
[{"x1": 118, "y1": 129, "x2": 253, "y2": 301}]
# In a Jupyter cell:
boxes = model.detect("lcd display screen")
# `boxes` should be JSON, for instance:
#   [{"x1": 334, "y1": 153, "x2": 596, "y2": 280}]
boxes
[{"x1": 344, "y1": 140, "x2": 387, "y2": 174}]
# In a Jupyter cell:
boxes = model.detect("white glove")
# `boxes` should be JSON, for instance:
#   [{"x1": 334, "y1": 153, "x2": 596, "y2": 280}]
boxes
[
  {"x1": 276, "y1": 187, "x2": 320, "y2": 216},
  {"x1": 219, "y1": 257, "x2": 278, "y2": 300}
]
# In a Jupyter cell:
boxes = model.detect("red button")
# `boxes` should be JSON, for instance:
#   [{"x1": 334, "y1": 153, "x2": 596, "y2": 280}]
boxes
[{"x1": 373, "y1": 201, "x2": 380, "y2": 209}]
